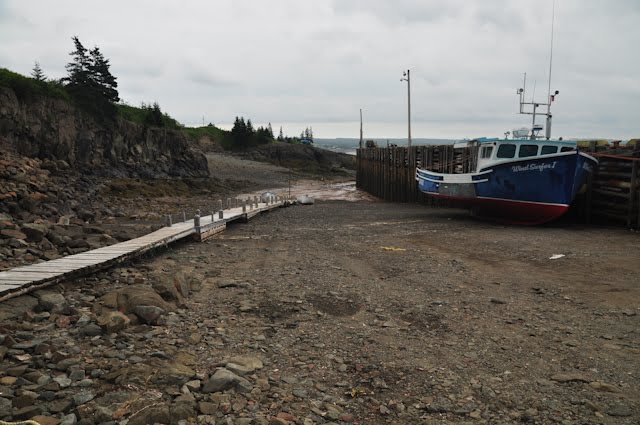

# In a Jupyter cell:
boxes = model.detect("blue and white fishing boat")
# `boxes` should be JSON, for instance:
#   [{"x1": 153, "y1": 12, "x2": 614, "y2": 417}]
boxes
[
  {"x1": 416, "y1": 73, "x2": 598, "y2": 224},
  {"x1": 416, "y1": 2, "x2": 598, "y2": 224},
  {"x1": 416, "y1": 136, "x2": 597, "y2": 224}
]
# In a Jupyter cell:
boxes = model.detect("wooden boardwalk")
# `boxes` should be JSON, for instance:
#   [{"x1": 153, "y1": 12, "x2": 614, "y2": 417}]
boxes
[{"x1": 0, "y1": 197, "x2": 285, "y2": 301}]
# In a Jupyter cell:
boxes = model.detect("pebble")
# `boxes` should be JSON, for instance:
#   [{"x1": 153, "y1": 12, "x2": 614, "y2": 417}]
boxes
[
  {"x1": 72, "y1": 390, "x2": 95, "y2": 406},
  {"x1": 606, "y1": 403, "x2": 633, "y2": 417},
  {"x1": 202, "y1": 368, "x2": 252, "y2": 393},
  {"x1": 53, "y1": 376, "x2": 72, "y2": 388},
  {"x1": 550, "y1": 373, "x2": 591, "y2": 383}
]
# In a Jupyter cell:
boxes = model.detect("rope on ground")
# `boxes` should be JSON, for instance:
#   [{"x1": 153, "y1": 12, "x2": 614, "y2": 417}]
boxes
[{"x1": 0, "y1": 421, "x2": 41, "y2": 425}]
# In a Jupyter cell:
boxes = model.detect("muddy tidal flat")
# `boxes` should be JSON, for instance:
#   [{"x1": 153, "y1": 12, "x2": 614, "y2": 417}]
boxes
[{"x1": 1, "y1": 198, "x2": 639, "y2": 425}]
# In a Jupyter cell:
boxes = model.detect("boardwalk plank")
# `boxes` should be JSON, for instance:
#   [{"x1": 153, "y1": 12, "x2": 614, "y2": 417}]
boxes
[{"x1": 0, "y1": 201, "x2": 283, "y2": 300}]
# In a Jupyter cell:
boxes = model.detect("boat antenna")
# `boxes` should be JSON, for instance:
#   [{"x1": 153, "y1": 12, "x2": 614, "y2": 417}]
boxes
[
  {"x1": 531, "y1": 80, "x2": 537, "y2": 103},
  {"x1": 516, "y1": 1, "x2": 560, "y2": 141},
  {"x1": 545, "y1": 0, "x2": 556, "y2": 139},
  {"x1": 547, "y1": 0, "x2": 555, "y2": 116}
]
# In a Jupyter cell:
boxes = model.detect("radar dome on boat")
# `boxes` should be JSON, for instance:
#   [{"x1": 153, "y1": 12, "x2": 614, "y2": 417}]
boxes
[{"x1": 513, "y1": 128, "x2": 529, "y2": 138}]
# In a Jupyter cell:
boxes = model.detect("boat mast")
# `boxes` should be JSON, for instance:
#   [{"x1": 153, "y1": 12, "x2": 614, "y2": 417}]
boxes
[
  {"x1": 545, "y1": 0, "x2": 556, "y2": 140},
  {"x1": 516, "y1": 0, "x2": 559, "y2": 140}
]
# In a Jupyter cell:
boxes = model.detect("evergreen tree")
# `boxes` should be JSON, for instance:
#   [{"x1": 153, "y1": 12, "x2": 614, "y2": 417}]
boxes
[
  {"x1": 63, "y1": 36, "x2": 119, "y2": 118},
  {"x1": 64, "y1": 36, "x2": 91, "y2": 90},
  {"x1": 278, "y1": 126, "x2": 284, "y2": 141},
  {"x1": 89, "y1": 46, "x2": 119, "y2": 102},
  {"x1": 231, "y1": 116, "x2": 249, "y2": 149},
  {"x1": 142, "y1": 102, "x2": 164, "y2": 126},
  {"x1": 267, "y1": 123, "x2": 274, "y2": 138},
  {"x1": 31, "y1": 61, "x2": 45, "y2": 81}
]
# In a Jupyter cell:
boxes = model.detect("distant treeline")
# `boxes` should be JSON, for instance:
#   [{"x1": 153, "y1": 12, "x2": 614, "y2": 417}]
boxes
[{"x1": 0, "y1": 36, "x2": 316, "y2": 150}]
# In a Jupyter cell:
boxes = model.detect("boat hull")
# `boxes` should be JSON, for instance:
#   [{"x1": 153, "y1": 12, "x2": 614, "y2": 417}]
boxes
[{"x1": 416, "y1": 151, "x2": 597, "y2": 224}]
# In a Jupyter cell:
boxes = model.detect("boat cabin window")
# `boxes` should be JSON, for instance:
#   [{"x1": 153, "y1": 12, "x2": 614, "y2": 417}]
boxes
[
  {"x1": 541, "y1": 145, "x2": 558, "y2": 155},
  {"x1": 518, "y1": 144, "x2": 539, "y2": 158},
  {"x1": 480, "y1": 146, "x2": 493, "y2": 159},
  {"x1": 496, "y1": 144, "x2": 516, "y2": 158},
  {"x1": 560, "y1": 146, "x2": 575, "y2": 152}
]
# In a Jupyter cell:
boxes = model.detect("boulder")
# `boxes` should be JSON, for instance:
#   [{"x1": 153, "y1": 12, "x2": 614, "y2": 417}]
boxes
[
  {"x1": 21, "y1": 223, "x2": 48, "y2": 242},
  {"x1": 225, "y1": 356, "x2": 264, "y2": 376},
  {"x1": 132, "y1": 305, "x2": 165, "y2": 325},
  {"x1": 127, "y1": 403, "x2": 171, "y2": 425},
  {"x1": 97, "y1": 311, "x2": 130, "y2": 333},
  {"x1": 66, "y1": 238, "x2": 89, "y2": 249},
  {"x1": 78, "y1": 323, "x2": 102, "y2": 337},
  {"x1": 202, "y1": 368, "x2": 252, "y2": 393},
  {"x1": 147, "y1": 358, "x2": 196, "y2": 388},
  {"x1": 36, "y1": 291, "x2": 68, "y2": 313},
  {"x1": 0, "y1": 228, "x2": 26, "y2": 240},
  {"x1": 171, "y1": 401, "x2": 196, "y2": 423},
  {"x1": 152, "y1": 278, "x2": 183, "y2": 303},
  {"x1": 76, "y1": 209, "x2": 95, "y2": 222},
  {"x1": 114, "y1": 285, "x2": 174, "y2": 314}
]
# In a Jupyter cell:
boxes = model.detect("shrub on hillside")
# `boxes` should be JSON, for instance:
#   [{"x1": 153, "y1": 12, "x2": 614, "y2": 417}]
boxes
[{"x1": 0, "y1": 68, "x2": 70, "y2": 102}]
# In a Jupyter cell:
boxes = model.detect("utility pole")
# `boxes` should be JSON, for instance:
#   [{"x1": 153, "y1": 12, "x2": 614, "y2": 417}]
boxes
[
  {"x1": 359, "y1": 108, "x2": 363, "y2": 149},
  {"x1": 400, "y1": 69, "x2": 412, "y2": 148}
]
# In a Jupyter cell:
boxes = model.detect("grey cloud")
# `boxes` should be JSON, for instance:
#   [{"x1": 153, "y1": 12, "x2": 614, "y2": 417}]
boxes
[
  {"x1": 331, "y1": 0, "x2": 461, "y2": 25},
  {"x1": 0, "y1": 0, "x2": 637, "y2": 139},
  {"x1": 187, "y1": 69, "x2": 238, "y2": 89}
]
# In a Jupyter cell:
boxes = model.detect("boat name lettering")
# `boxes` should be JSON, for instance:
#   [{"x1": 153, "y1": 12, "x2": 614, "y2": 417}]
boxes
[{"x1": 511, "y1": 161, "x2": 557, "y2": 173}]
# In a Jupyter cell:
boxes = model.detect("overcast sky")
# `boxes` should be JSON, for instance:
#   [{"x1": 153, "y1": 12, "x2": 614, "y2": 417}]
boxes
[{"x1": 1, "y1": 0, "x2": 638, "y2": 140}]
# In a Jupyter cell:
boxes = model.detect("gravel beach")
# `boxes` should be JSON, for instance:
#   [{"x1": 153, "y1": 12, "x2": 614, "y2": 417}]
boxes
[{"x1": 1, "y1": 194, "x2": 638, "y2": 424}]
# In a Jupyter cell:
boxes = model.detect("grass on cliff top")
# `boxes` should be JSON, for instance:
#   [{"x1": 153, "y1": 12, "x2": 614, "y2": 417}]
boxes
[
  {"x1": 116, "y1": 103, "x2": 182, "y2": 129},
  {"x1": 184, "y1": 125, "x2": 233, "y2": 149},
  {"x1": 0, "y1": 68, "x2": 70, "y2": 102}
]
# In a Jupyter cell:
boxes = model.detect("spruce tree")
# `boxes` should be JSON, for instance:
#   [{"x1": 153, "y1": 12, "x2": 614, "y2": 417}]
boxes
[
  {"x1": 31, "y1": 61, "x2": 46, "y2": 81},
  {"x1": 65, "y1": 36, "x2": 91, "y2": 90},
  {"x1": 63, "y1": 36, "x2": 119, "y2": 118},
  {"x1": 89, "y1": 46, "x2": 119, "y2": 102}
]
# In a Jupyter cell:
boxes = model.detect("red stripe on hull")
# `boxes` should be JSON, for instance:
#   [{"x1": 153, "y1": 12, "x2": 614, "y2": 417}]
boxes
[{"x1": 425, "y1": 193, "x2": 569, "y2": 225}]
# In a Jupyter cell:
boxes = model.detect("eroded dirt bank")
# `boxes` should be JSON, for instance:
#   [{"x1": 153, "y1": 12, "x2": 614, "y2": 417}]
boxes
[{"x1": 0, "y1": 200, "x2": 639, "y2": 424}]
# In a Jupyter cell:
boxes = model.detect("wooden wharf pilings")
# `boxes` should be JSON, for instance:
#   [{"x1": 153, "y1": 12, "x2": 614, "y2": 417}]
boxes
[
  {"x1": 356, "y1": 145, "x2": 475, "y2": 204},
  {"x1": 0, "y1": 194, "x2": 291, "y2": 302},
  {"x1": 356, "y1": 143, "x2": 640, "y2": 228},
  {"x1": 587, "y1": 152, "x2": 640, "y2": 228}
]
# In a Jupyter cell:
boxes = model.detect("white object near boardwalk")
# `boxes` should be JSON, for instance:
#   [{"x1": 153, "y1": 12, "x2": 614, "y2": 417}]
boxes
[{"x1": 297, "y1": 195, "x2": 315, "y2": 205}]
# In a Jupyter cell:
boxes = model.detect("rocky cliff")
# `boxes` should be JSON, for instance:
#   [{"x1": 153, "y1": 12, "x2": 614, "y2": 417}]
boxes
[
  {"x1": 0, "y1": 87, "x2": 208, "y2": 178},
  {"x1": 237, "y1": 142, "x2": 356, "y2": 175}
]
